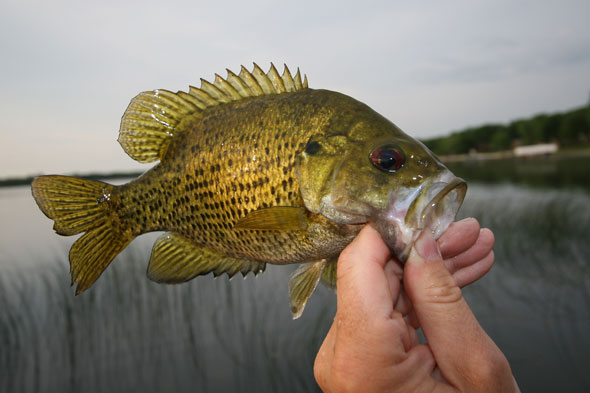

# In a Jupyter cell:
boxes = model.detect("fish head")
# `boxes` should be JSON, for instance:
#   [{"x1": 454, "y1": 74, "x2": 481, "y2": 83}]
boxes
[{"x1": 296, "y1": 91, "x2": 467, "y2": 261}]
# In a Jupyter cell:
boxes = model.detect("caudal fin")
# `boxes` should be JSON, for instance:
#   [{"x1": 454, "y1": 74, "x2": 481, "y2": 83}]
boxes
[{"x1": 31, "y1": 175, "x2": 133, "y2": 294}]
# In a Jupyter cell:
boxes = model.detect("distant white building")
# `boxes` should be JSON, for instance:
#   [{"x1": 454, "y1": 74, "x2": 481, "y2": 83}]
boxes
[{"x1": 513, "y1": 143, "x2": 558, "y2": 157}]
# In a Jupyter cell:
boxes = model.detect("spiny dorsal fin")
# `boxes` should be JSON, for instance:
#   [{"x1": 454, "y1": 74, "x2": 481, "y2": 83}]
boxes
[
  {"x1": 147, "y1": 232, "x2": 266, "y2": 283},
  {"x1": 118, "y1": 63, "x2": 308, "y2": 163}
]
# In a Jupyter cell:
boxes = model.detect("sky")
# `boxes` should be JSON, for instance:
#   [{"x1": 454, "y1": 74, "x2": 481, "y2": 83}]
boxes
[{"x1": 1, "y1": 0, "x2": 589, "y2": 178}]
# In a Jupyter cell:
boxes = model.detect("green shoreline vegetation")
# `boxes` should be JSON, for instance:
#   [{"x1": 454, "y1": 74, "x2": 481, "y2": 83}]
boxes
[
  {"x1": 3, "y1": 105, "x2": 589, "y2": 188},
  {"x1": 422, "y1": 105, "x2": 590, "y2": 156}
]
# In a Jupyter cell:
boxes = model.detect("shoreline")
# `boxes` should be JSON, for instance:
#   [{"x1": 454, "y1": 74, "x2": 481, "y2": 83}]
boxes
[{"x1": 438, "y1": 147, "x2": 590, "y2": 164}]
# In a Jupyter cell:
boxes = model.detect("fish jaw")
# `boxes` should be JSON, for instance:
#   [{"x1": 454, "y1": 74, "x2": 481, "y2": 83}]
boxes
[{"x1": 371, "y1": 171, "x2": 467, "y2": 261}]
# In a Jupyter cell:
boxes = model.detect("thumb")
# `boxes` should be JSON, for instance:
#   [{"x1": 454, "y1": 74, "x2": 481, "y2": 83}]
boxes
[{"x1": 404, "y1": 230, "x2": 511, "y2": 390}]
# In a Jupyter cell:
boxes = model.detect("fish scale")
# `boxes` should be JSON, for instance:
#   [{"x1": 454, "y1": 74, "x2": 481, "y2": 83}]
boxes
[
  {"x1": 31, "y1": 63, "x2": 467, "y2": 318},
  {"x1": 80, "y1": 90, "x2": 351, "y2": 279}
]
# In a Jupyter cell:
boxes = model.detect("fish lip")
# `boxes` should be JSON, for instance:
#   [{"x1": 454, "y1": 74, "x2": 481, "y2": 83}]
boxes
[
  {"x1": 372, "y1": 173, "x2": 467, "y2": 261},
  {"x1": 408, "y1": 176, "x2": 467, "y2": 233}
]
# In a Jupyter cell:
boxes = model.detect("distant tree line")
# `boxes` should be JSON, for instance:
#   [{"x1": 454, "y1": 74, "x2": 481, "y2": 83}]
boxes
[{"x1": 422, "y1": 106, "x2": 590, "y2": 155}]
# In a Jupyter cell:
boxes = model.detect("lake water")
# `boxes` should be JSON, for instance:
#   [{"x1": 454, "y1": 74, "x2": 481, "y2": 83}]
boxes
[{"x1": 1, "y1": 155, "x2": 589, "y2": 393}]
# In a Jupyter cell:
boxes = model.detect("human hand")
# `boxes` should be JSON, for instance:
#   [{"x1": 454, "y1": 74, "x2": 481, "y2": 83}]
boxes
[
  {"x1": 395, "y1": 217, "x2": 496, "y2": 324},
  {"x1": 314, "y1": 218, "x2": 520, "y2": 393}
]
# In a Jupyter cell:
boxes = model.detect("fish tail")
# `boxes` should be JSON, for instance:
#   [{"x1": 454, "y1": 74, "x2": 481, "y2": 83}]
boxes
[{"x1": 31, "y1": 175, "x2": 133, "y2": 294}]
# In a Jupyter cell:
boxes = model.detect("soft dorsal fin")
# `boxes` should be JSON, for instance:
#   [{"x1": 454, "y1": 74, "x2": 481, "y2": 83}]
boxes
[{"x1": 118, "y1": 63, "x2": 309, "y2": 163}]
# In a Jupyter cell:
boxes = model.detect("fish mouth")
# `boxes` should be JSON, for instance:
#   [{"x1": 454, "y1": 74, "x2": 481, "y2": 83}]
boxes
[{"x1": 371, "y1": 173, "x2": 467, "y2": 261}]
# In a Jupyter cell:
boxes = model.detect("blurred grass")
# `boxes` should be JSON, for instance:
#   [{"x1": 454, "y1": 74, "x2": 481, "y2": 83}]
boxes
[{"x1": 0, "y1": 242, "x2": 332, "y2": 393}]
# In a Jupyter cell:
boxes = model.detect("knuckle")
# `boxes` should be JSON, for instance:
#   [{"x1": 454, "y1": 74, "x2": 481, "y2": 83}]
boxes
[
  {"x1": 462, "y1": 348, "x2": 513, "y2": 391},
  {"x1": 424, "y1": 271, "x2": 463, "y2": 305}
]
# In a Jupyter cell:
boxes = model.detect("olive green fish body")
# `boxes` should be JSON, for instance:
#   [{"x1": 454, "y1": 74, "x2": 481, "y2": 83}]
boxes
[
  {"x1": 115, "y1": 90, "x2": 360, "y2": 264},
  {"x1": 32, "y1": 64, "x2": 467, "y2": 318}
]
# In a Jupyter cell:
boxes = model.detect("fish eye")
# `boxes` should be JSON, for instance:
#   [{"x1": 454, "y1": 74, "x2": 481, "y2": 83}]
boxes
[
  {"x1": 369, "y1": 144, "x2": 405, "y2": 172},
  {"x1": 305, "y1": 140, "x2": 322, "y2": 155}
]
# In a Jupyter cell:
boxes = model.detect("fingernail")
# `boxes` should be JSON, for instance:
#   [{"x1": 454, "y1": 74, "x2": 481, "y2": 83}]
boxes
[{"x1": 414, "y1": 231, "x2": 441, "y2": 260}]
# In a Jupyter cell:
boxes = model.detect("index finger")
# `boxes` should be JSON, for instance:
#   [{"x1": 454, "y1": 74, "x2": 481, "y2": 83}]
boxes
[{"x1": 336, "y1": 224, "x2": 394, "y2": 320}]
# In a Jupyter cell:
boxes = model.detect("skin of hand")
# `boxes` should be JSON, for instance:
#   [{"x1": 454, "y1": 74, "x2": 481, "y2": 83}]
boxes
[{"x1": 314, "y1": 218, "x2": 520, "y2": 393}]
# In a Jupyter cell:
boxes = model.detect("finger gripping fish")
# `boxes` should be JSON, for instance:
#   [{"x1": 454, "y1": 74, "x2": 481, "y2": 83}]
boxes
[{"x1": 31, "y1": 63, "x2": 466, "y2": 318}]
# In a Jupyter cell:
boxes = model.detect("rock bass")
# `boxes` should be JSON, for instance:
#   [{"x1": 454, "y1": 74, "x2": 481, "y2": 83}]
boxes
[{"x1": 31, "y1": 63, "x2": 466, "y2": 318}]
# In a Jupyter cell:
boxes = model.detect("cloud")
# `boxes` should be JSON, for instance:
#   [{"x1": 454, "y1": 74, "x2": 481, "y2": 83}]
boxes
[{"x1": 1, "y1": 0, "x2": 589, "y2": 177}]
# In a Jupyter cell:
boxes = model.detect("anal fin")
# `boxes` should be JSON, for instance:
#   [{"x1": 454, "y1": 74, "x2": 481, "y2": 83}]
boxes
[
  {"x1": 288, "y1": 260, "x2": 326, "y2": 319},
  {"x1": 147, "y1": 233, "x2": 265, "y2": 283}
]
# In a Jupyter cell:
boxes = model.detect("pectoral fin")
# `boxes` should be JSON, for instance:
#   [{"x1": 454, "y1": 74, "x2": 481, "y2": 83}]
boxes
[
  {"x1": 288, "y1": 260, "x2": 326, "y2": 319},
  {"x1": 147, "y1": 233, "x2": 265, "y2": 283},
  {"x1": 320, "y1": 259, "x2": 338, "y2": 290},
  {"x1": 235, "y1": 206, "x2": 308, "y2": 231}
]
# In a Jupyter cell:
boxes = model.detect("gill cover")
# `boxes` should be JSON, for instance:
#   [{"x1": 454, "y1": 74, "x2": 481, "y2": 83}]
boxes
[{"x1": 295, "y1": 95, "x2": 466, "y2": 260}]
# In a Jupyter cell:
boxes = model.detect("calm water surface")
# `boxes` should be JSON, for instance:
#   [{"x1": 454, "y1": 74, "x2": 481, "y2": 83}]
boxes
[{"x1": 1, "y1": 156, "x2": 589, "y2": 393}]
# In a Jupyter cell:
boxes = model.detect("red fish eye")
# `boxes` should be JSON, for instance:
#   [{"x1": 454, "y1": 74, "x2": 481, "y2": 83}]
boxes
[{"x1": 369, "y1": 145, "x2": 405, "y2": 172}]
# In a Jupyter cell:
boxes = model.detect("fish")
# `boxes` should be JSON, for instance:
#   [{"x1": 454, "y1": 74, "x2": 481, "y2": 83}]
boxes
[{"x1": 31, "y1": 63, "x2": 467, "y2": 318}]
